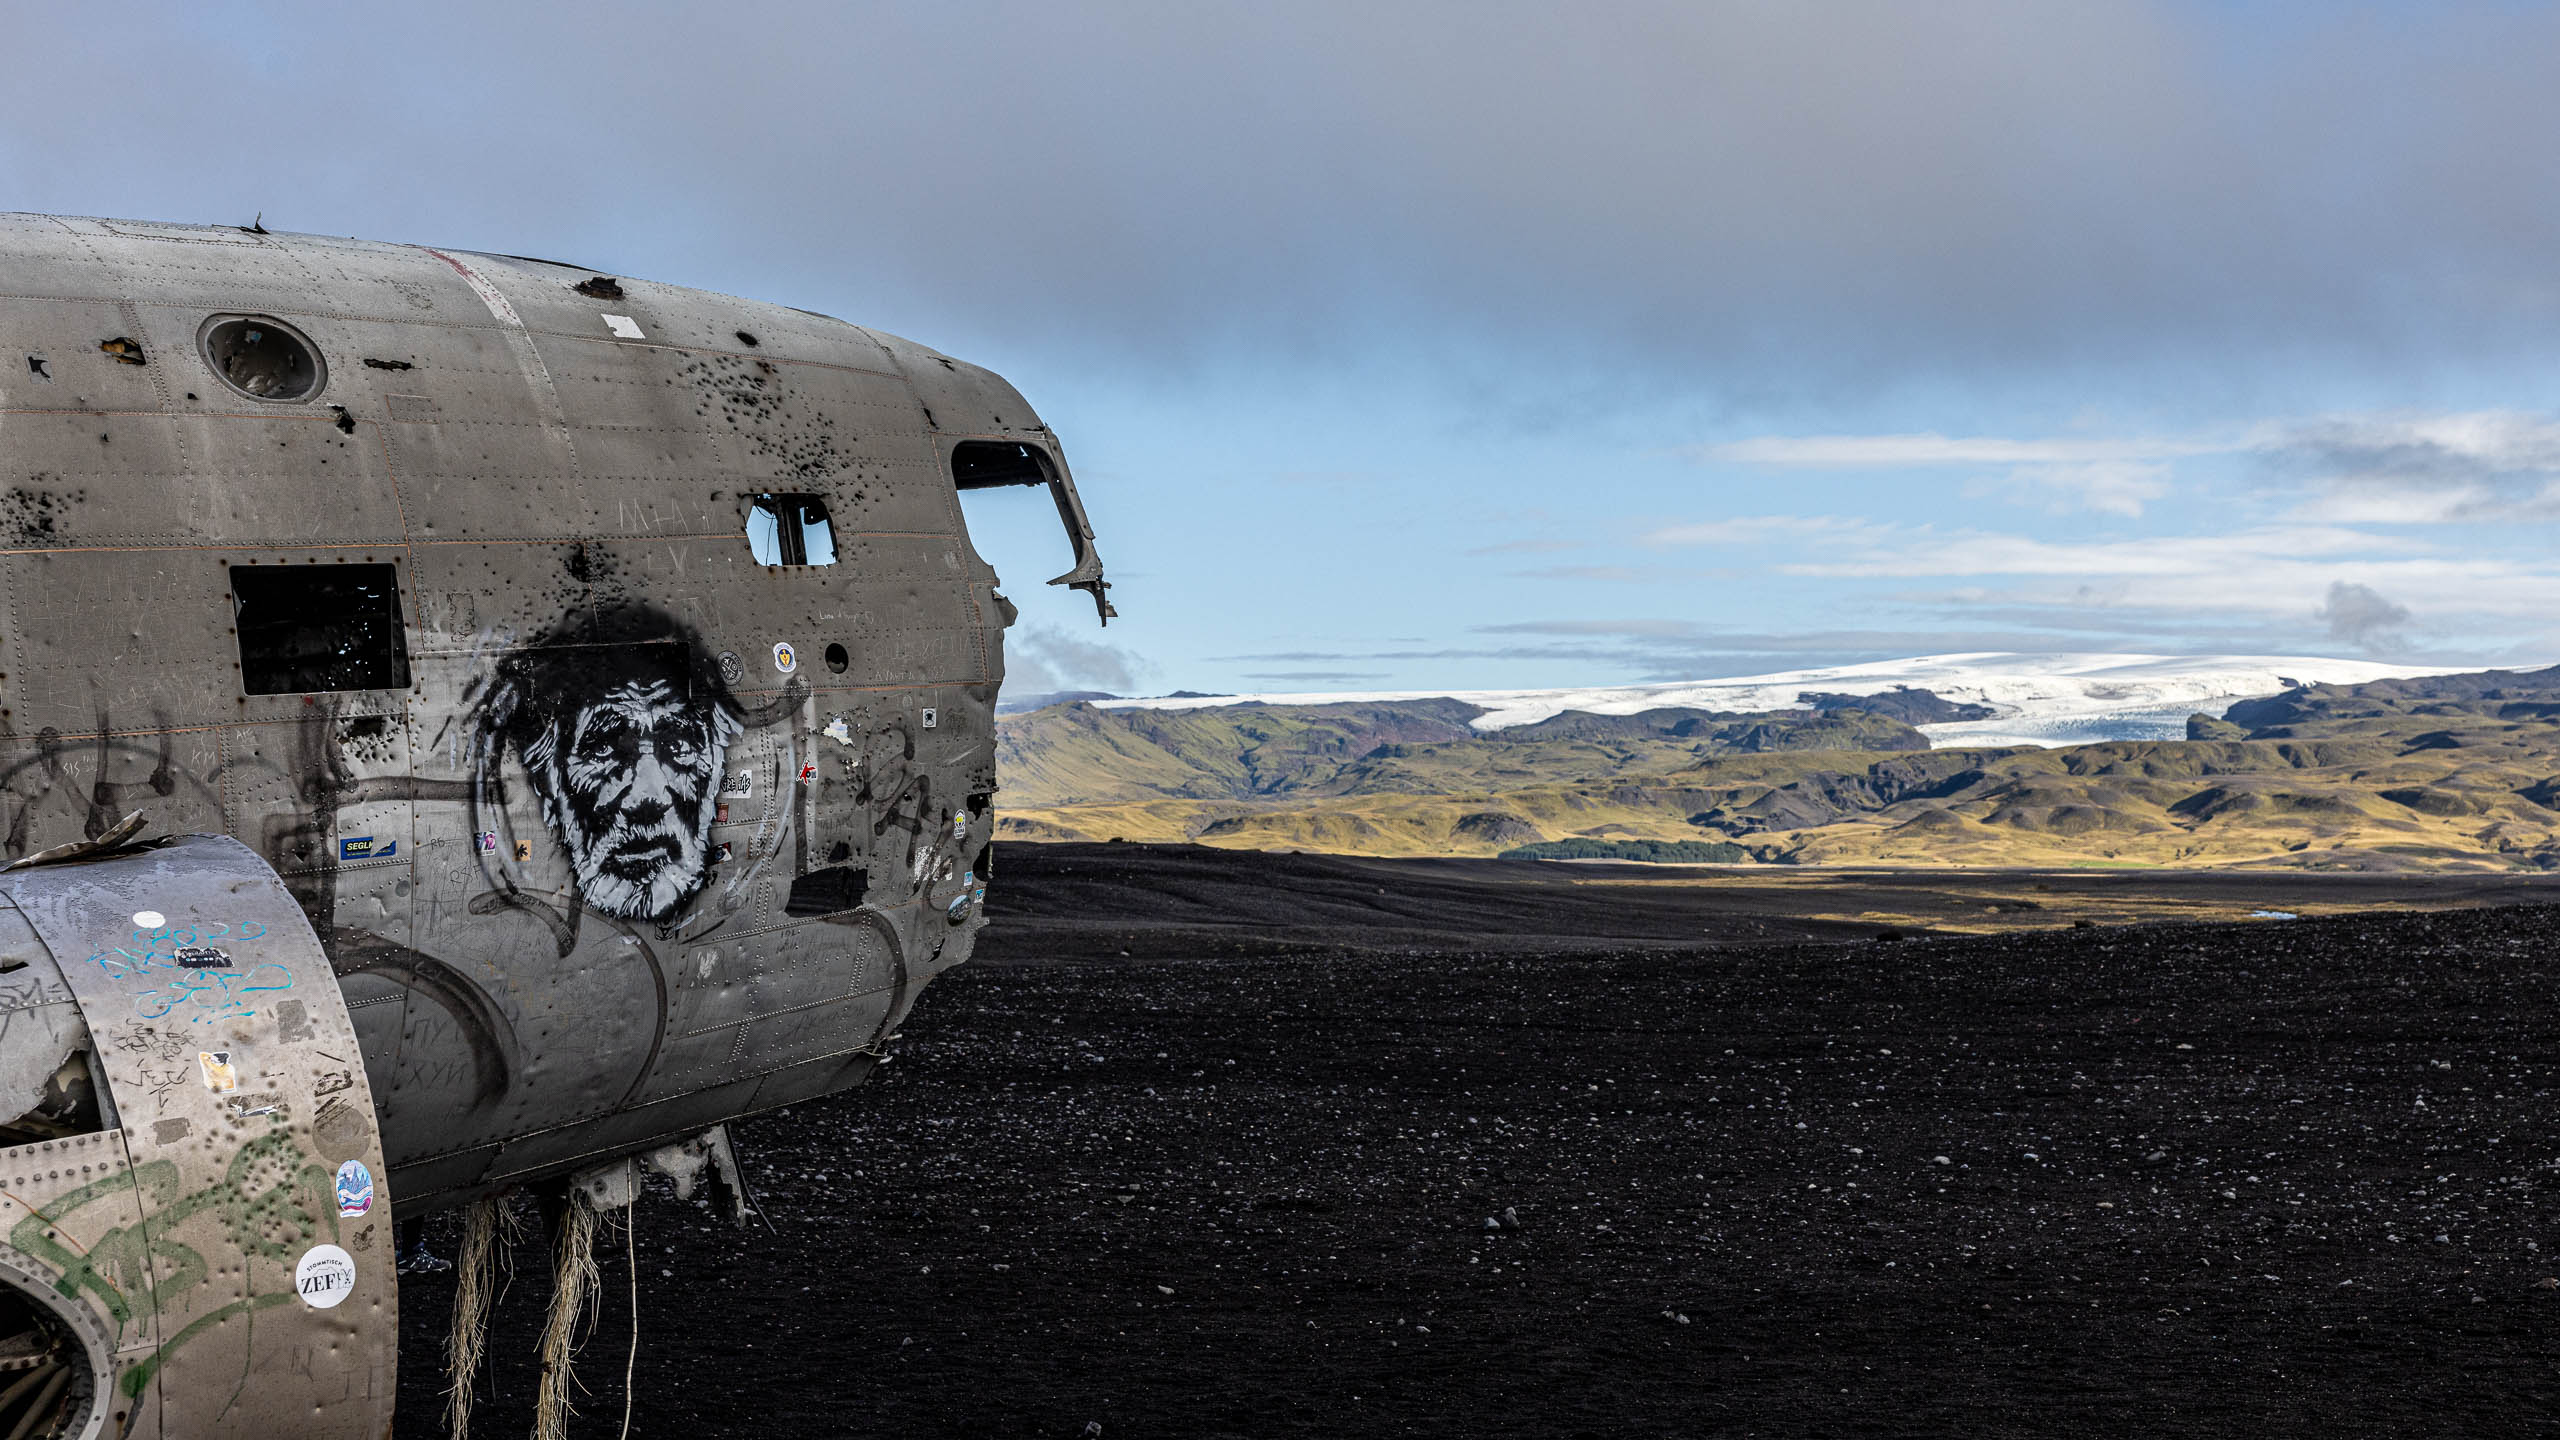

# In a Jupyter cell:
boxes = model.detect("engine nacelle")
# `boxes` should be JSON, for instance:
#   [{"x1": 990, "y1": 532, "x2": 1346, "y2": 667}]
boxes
[{"x1": 0, "y1": 834, "x2": 393, "y2": 1438}]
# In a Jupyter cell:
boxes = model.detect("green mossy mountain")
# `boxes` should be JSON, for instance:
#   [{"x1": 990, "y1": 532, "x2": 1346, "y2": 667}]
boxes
[{"x1": 996, "y1": 670, "x2": 2560, "y2": 869}]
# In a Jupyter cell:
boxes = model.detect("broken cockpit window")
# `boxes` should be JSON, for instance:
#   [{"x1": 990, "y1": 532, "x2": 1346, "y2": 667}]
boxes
[
  {"x1": 745, "y1": 494, "x2": 838, "y2": 567},
  {"x1": 951, "y1": 440, "x2": 1054, "y2": 490},
  {"x1": 231, "y1": 562, "x2": 413, "y2": 694},
  {"x1": 949, "y1": 440, "x2": 1117, "y2": 624}
]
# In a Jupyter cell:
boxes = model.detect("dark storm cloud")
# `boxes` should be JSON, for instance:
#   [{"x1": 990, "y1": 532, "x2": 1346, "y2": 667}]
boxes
[{"x1": 13, "y1": 3, "x2": 2560, "y2": 403}]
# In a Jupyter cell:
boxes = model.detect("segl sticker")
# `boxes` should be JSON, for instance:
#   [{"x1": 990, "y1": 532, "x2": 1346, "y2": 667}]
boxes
[{"x1": 295, "y1": 1244, "x2": 356, "y2": 1309}]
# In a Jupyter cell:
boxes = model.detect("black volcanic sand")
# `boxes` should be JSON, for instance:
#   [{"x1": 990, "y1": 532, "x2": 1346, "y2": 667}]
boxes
[
  {"x1": 395, "y1": 846, "x2": 2560, "y2": 1437},
  {"x1": 976, "y1": 844, "x2": 2560, "y2": 954}
]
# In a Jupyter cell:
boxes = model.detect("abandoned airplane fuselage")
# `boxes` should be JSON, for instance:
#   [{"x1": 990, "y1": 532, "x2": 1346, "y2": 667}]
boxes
[{"x1": 0, "y1": 213, "x2": 1108, "y2": 1437}]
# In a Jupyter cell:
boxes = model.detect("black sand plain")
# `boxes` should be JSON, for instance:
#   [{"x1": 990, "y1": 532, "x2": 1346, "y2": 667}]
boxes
[{"x1": 396, "y1": 845, "x2": 2560, "y2": 1437}]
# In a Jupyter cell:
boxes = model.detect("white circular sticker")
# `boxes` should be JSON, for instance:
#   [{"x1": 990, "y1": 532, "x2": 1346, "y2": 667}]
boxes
[
  {"x1": 294, "y1": 1244, "x2": 356, "y2": 1309},
  {"x1": 772, "y1": 641, "x2": 798, "y2": 675},
  {"x1": 132, "y1": 910, "x2": 165, "y2": 929}
]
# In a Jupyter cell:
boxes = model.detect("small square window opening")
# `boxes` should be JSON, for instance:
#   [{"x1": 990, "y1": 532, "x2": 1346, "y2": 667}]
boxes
[
  {"x1": 746, "y1": 494, "x2": 838, "y2": 567},
  {"x1": 232, "y1": 563, "x2": 412, "y2": 694}
]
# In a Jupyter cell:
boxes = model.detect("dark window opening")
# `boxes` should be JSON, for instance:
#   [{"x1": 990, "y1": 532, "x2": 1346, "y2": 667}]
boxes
[
  {"x1": 951, "y1": 440, "x2": 1055, "y2": 490},
  {"x1": 824, "y1": 642, "x2": 848, "y2": 673},
  {"x1": 746, "y1": 494, "x2": 837, "y2": 567},
  {"x1": 785, "y1": 865, "x2": 868, "y2": 917},
  {"x1": 232, "y1": 563, "x2": 411, "y2": 694},
  {"x1": 202, "y1": 316, "x2": 323, "y2": 401}
]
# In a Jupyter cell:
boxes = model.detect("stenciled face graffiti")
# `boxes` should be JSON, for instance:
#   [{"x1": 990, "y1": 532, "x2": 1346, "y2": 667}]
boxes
[{"x1": 471, "y1": 607, "x2": 744, "y2": 924}]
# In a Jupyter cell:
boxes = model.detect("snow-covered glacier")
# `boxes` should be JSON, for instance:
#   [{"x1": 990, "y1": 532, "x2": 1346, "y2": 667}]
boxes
[{"x1": 1097, "y1": 653, "x2": 2485, "y2": 748}]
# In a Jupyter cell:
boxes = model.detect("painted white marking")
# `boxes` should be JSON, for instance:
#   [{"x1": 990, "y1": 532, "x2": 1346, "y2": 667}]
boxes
[
  {"x1": 132, "y1": 910, "x2": 164, "y2": 928},
  {"x1": 602, "y1": 314, "x2": 645, "y2": 339},
  {"x1": 423, "y1": 249, "x2": 523, "y2": 327}
]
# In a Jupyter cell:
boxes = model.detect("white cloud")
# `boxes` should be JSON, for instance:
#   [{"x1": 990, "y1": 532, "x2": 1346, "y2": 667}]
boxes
[
  {"x1": 1779, "y1": 524, "x2": 2416, "y2": 579},
  {"x1": 1702, "y1": 432, "x2": 2215, "y2": 466},
  {"x1": 2279, "y1": 410, "x2": 2560, "y2": 476},
  {"x1": 1698, "y1": 411, "x2": 2560, "y2": 525},
  {"x1": 1642, "y1": 514, "x2": 1896, "y2": 546},
  {"x1": 1963, "y1": 460, "x2": 2171, "y2": 517}
]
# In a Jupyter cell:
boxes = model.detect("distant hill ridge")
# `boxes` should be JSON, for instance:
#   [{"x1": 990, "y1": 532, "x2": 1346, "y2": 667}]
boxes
[
  {"x1": 994, "y1": 694, "x2": 1953, "y2": 808},
  {"x1": 996, "y1": 664, "x2": 2560, "y2": 871}
]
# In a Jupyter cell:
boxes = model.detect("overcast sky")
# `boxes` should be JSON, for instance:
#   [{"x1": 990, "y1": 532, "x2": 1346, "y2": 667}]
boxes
[{"x1": 10, "y1": 1, "x2": 2560, "y2": 694}]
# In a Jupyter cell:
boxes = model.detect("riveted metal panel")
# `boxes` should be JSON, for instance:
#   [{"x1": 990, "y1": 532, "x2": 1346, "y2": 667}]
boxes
[
  {"x1": 0, "y1": 297, "x2": 172, "y2": 416},
  {"x1": 0, "y1": 833, "x2": 395, "y2": 1440}
]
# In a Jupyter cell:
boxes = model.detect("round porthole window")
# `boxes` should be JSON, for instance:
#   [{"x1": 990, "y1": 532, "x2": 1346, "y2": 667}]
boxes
[{"x1": 200, "y1": 315, "x2": 326, "y2": 401}]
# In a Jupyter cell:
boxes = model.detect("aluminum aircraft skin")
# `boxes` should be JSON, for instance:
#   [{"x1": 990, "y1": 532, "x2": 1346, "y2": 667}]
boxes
[{"x1": 0, "y1": 213, "x2": 1109, "y2": 1439}]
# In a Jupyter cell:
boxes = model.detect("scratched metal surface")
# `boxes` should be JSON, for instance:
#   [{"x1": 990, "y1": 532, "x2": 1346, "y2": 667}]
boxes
[
  {"x1": 0, "y1": 213, "x2": 1080, "y2": 1219},
  {"x1": 0, "y1": 835, "x2": 395, "y2": 1438}
]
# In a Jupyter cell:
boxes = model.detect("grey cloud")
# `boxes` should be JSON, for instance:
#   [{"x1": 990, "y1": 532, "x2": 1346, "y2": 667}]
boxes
[
  {"x1": 1008, "y1": 624, "x2": 1153, "y2": 694},
  {"x1": 1240, "y1": 671, "x2": 1392, "y2": 683},
  {"x1": 14, "y1": 4, "x2": 2560, "y2": 406},
  {"x1": 2316, "y1": 581, "x2": 2413, "y2": 653},
  {"x1": 2259, "y1": 414, "x2": 2560, "y2": 523}
]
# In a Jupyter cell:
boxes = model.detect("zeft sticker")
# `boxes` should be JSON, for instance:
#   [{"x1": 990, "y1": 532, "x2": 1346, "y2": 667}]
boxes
[
  {"x1": 295, "y1": 1244, "x2": 356, "y2": 1309},
  {"x1": 198, "y1": 1051, "x2": 238, "y2": 1093}
]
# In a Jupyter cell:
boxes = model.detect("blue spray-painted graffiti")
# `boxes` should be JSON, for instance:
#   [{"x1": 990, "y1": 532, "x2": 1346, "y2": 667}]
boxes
[{"x1": 83, "y1": 921, "x2": 294, "y2": 1023}]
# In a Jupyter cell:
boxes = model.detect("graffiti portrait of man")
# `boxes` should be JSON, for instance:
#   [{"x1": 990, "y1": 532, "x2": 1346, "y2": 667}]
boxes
[{"x1": 471, "y1": 608, "x2": 743, "y2": 923}]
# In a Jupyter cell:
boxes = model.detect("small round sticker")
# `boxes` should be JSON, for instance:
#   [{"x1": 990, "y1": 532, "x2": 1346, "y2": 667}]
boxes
[
  {"x1": 772, "y1": 642, "x2": 798, "y2": 675},
  {"x1": 335, "y1": 1159, "x2": 374, "y2": 1218},
  {"x1": 295, "y1": 1244, "x2": 356, "y2": 1309},
  {"x1": 717, "y1": 650, "x2": 745, "y2": 685},
  {"x1": 132, "y1": 910, "x2": 165, "y2": 929}
]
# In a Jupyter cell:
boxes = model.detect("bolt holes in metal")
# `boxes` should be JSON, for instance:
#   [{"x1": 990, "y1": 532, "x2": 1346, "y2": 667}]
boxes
[
  {"x1": 200, "y1": 315, "x2": 326, "y2": 401},
  {"x1": 824, "y1": 642, "x2": 848, "y2": 674}
]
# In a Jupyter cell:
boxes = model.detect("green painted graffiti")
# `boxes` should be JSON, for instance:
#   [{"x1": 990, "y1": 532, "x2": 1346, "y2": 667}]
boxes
[{"x1": 8, "y1": 1131, "x2": 337, "y2": 1363}]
